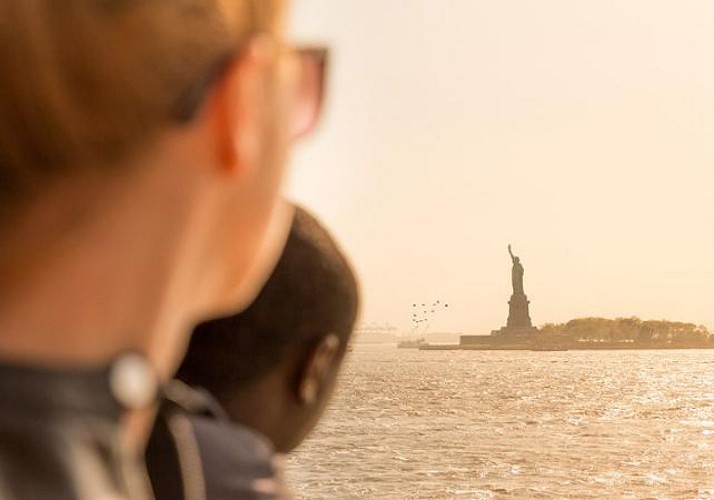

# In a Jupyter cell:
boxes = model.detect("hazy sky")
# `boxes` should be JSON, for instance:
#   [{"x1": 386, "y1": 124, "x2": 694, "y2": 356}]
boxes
[{"x1": 287, "y1": 0, "x2": 714, "y2": 334}]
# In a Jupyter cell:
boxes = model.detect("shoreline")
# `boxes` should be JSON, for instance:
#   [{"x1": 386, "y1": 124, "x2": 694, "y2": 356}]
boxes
[{"x1": 419, "y1": 342, "x2": 714, "y2": 351}]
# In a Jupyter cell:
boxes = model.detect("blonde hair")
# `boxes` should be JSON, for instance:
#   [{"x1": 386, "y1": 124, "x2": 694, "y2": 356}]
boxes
[{"x1": 0, "y1": 0, "x2": 282, "y2": 213}]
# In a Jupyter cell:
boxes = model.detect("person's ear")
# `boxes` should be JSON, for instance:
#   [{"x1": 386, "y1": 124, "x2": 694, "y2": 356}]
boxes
[
  {"x1": 297, "y1": 334, "x2": 341, "y2": 406},
  {"x1": 208, "y1": 36, "x2": 277, "y2": 175}
]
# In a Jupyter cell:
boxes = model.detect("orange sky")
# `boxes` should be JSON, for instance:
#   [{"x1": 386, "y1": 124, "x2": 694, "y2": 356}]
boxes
[{"x1": 287, "y1": 0, "x2": 714, "y2": 334}]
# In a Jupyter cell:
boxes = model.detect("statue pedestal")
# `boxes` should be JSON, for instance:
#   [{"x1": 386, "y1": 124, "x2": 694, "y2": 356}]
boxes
[
  {"x1": 507, "y1": 293, "x2": 532, "y2": 329},
  {"x1": 491, "y1": 292, "x2": 537, "y2": 337}
]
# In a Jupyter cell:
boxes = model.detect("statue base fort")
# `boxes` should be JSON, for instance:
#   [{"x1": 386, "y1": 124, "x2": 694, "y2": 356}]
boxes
[
  {"x1": 489, "y1": 326, "x2": 539, "y2": 337},
  {"x1": 459, "y1": 291, "x2": 538, "y2": 346}
]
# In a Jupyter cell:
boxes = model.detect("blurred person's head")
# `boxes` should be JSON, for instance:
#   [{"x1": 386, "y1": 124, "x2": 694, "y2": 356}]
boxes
[
  {"x1": 0, "y1": 1, "x2": 327, "y2": 376},
  {"x1": 177, "y1": 207, "x2": 360, "y2": 453}
]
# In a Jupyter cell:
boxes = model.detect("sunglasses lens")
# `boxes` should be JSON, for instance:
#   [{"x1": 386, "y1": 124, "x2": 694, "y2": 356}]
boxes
[{"x1": 292, "y1": 49, "x2": 327, "y2": 139}]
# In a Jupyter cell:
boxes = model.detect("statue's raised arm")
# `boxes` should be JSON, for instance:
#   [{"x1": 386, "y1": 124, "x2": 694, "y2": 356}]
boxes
[{"x1": 508, "y1": 244, "x2": 525, "y2": 295}]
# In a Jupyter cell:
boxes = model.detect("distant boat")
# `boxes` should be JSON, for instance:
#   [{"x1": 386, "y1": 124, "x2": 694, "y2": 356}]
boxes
[{"x1": 397, "y1": 338, "x2": 427, "y2": 349}]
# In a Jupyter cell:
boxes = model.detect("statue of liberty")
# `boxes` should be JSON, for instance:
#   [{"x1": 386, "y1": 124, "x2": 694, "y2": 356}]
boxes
[{"x1": 508, "y1": 244, "x2": 524, "y2": 296}]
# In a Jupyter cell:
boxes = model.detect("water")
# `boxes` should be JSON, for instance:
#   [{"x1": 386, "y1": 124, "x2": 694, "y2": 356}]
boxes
[{"x1": 288, "y1": 345, "x2": 714, "y2": 499}]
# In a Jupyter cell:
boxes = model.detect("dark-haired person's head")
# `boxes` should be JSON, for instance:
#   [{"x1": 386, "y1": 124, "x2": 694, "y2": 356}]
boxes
[{"x1": 177, "y1": 206, "x2": 359, "y2": 453}]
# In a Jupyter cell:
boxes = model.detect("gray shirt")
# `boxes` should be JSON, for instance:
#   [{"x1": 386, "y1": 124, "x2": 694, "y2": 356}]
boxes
[
  {"x1": 191, "y1": 416, "x2": 292, "y2": 500},
  {"x1": 147, "y1": 381, "x2": 292, "y2": 500}
]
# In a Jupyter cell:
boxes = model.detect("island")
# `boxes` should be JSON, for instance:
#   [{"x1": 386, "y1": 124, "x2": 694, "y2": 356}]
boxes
[
  {"x1": 419, "y1": 317, "x2": 714, "y2": 351},
  {"x1": 420, "y1": 246, "x2": 713, "y2": 351}
]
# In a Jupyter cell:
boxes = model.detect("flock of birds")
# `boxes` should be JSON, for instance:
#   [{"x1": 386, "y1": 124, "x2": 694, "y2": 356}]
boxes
[{"x1": 410, "y1": 300, "x2": 449, "y2": 334}]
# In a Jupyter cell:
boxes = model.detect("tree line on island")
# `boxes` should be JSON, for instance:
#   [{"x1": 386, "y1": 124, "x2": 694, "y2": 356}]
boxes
[{"x1": 537, "y1": 317, "x2": 712, "y2": 344}]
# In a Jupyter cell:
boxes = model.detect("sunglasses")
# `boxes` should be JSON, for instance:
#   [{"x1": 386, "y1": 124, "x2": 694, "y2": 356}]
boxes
[{"x1": 172, "y1": 44, "x2": 329, "y2": 141}]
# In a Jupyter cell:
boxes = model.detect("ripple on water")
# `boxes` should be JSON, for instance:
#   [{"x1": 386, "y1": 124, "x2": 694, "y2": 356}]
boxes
[{"x1": 289, "y1": 346, "x2": 714, "y2": 499}]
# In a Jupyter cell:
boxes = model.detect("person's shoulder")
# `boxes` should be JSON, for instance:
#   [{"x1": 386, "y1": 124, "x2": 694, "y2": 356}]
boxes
[
  {"x1": 190, "y1": 415, "x2": 275, "y2": 467},
  {"x1": 189, "y1": 415, "x2": 293, "y2": 499},
  {"x1": 148, "y1": 380, "x2": 292, "y2": 499}
]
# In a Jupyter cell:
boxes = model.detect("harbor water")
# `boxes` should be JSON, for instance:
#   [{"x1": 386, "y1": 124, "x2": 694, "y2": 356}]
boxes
[{"x1": 288, "y1": 345, "x2": 714, "y2": 499}]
